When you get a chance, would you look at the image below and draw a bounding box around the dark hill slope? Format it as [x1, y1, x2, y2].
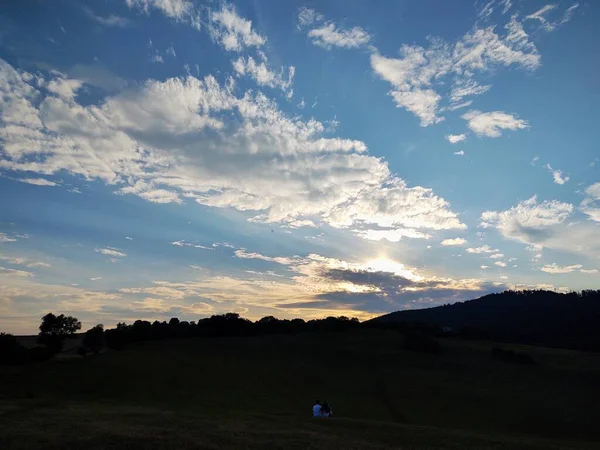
[371, 290, 600, 351]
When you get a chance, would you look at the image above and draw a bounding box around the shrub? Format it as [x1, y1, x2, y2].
[83, 324, 105, 353]
[0, 332, 29, 365]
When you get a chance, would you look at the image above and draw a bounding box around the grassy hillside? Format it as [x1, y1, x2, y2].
[1, 330, 599, 449]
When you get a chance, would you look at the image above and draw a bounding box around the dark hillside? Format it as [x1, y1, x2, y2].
[371, 290, 600, 351]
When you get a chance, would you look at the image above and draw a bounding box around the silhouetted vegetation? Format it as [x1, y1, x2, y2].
[105, 313, 360, 350]
[83, 324, 105, 353]
[38, 313, 81, 354]
[371, 289, 600, 351]
[0, 332, 29, 365]
[491, 347, 535, 365]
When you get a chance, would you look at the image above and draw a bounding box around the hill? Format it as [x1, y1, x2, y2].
[370, 290, 600, 351]
[0, 330, 599, 449]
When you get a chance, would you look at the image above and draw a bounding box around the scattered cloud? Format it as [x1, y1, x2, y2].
[580, 268, 598, 274]
[0, 266, 33, 277]
[82, 6, 130, 28]
[125, 236, 133, 240]
[480, 265, 489, 269]
[298, 8, 371, 50]
[18, 178, 58, 186]
[209, 4, 265, 51]
[95, 248, 127, 258]
[307, 23, 371, 50]
[441, 238, 466, 246]
[580, 182, 600, 222]
[89, 277, 102, 281]
[466, 245, 498, 254]
[454, 150, 465, 156]
[171, 240, 213, 250]
[232, 56, 295, 94]
[462, 110, 528, 137]
[0, 58, 466, 239]
[525, 3, 579, 32]
[531, 156, 539, 166]
[489, 253, 504, 259]
[446, 134, 467, 144]
[494, 261, 507, 267]
[0, 233, 18, 243]
[540, 263, 582, 274]
[151, 54, 164, 64]
[371, 15, 540, 126]
[125, 0, 200, 29]
[166, 46, 176, 57]
[545, 164, 569, 185]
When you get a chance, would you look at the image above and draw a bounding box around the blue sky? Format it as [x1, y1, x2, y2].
[1, 0, 599, 334]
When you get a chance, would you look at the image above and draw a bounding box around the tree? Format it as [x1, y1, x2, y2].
[0, 332, 28, 365]
[82, 324, 105, 353]
[38, 313, 81, 354]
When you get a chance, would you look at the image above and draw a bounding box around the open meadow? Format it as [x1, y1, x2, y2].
[1, 330, 599, 449]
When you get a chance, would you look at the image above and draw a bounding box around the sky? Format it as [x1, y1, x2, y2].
[0, 0, 599, 334]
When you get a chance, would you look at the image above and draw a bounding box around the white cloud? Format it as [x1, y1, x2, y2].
[446, 134, 467, 144]
[482, 196, 600, 259]
[480, 265, 489, 269]
[480, 196, 573, 237]
[466, 245, 498, 254]
[232, 56, 294, 94]
[540, 263, 582, 274]
[454, 150, 465, 156]
[462, 110, 528, 137]
[354, 228, 432, 242]
[525, 3, 578, 32]
[494, 261, 507, 267]
[297, 7, 323, 29]
[580, 182, 600, 222]
[0, 58, 465, 240]
[531, 156, 539, 166]
[18, 178, 58, 186]
[166, 46, 176, 57]
[151, 55, 164, 64]
[125, 236, 133, 240]
[171, 240, 213, 250]
[297, 8, 371, 50]
[95, 248, 127, 258]
[545, 164, 569, 185]
[0, 266, 33, 277]
[441, 238, 466, 246]
[0, 233, 18, 243]
[89, 277, 102, 281]
[307, 23, 371, 50]
[580, 268, 598, 274]
[371, 15, 540, 126]
[125, 0, 199, 28]
[82, 6, 130, 27]
[26, 261, 51, 268]
[489, 253, 504, 259]
[209, 4, 265, 51]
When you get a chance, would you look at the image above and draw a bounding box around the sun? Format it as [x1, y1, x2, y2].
[362, 257, 423, 282]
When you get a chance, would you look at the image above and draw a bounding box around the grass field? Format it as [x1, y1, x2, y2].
[1, 330, 599, 449]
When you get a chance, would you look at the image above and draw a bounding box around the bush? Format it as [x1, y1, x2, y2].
[28, 346, 55, 362]
[83, 324, 105, 353]
[77, 346, 88, 356]
[403, 331, 442, 354]
[0, 332, 29, 365]
[491, 347, 535, 365]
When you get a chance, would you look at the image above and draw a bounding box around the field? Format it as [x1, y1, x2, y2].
[1, 330, 599, 449]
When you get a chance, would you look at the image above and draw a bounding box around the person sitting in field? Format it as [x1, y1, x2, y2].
[320, 400, 332, 417]
[312, 400, 321, 417]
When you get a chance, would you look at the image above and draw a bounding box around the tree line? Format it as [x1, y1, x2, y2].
[0, 313, 362, 365]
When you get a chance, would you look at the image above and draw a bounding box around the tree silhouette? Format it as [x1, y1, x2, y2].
[83, 324, 105, 353]
[38, 313, 81, 354]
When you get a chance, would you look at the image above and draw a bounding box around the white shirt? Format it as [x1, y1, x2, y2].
[312, 404, 321, 417]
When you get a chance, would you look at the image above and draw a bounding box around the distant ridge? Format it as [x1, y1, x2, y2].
[370, 290, 600, 351]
